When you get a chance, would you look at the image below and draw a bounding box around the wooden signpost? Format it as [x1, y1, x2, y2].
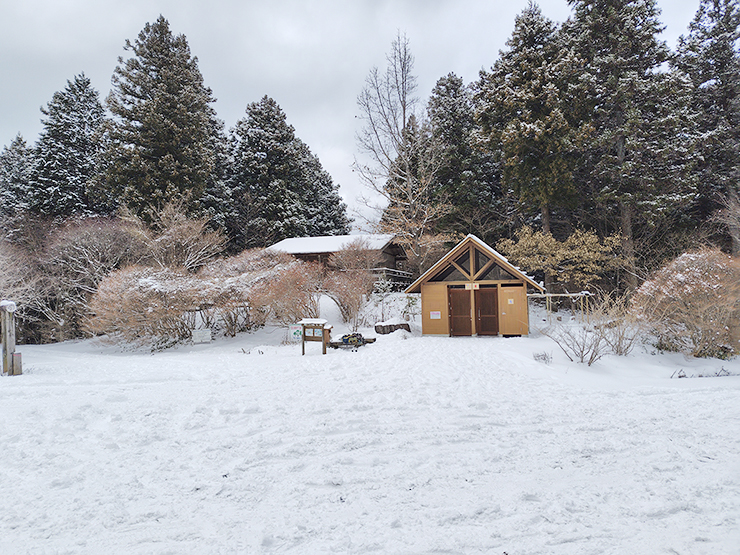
[1, 300, 21, 376]
[298, 318, 332, 355]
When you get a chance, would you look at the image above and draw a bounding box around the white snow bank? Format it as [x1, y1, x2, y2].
[0, 329, 738, 554]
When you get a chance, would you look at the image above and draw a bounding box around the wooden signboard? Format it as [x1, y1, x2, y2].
[298, 318, 332, 355]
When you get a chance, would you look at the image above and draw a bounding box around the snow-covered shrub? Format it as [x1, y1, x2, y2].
[0, 241, 43, 336]
[369, 278, 395, 322]
[498, 226, 622, 291]
[86, 266, 209, 348]
[201, 249, 322, 327]
[123, 202, 226, 272]
[43, 218, 148, 294]
[328, 237, 376, 270]
[22, 217, 148, 342]
[248, 262, 323, 325]
[87, 248, 326, 347]
[402, 294, 420, 321]
[713, 190, 740, 256]
[540, 292, 640, 364]
[591, 292, 642, 356]
[323, 269, 375, 331]
[541, 320, 608, 366]
[632, 248, 740, 358]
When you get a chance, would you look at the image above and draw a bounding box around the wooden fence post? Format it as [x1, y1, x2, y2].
[1, 300, 20, 376]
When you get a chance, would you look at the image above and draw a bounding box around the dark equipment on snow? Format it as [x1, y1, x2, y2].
[329, 333, 376, 351]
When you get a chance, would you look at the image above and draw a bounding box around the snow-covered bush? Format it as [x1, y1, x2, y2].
[0, 241, 43, 335]
[122, 202, 226, 273]
[591, 292, 642, 356]
[541, 320, 608, 366]
[541, 292, 642, 364]
[86, 266, 209, 348]
[15, 217, 148, 342]
[201, 249, 322, 328]
[497, 226, 622, 291]
[87, 248, 325, 347]
[632, 248, 740, 358]
[323, 270, 374, 331]
[328, 237, 376, 270]
[248, 262, 323, 325]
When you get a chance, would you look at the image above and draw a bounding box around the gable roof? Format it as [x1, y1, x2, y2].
[405, 234, 544, 293]
[268, 234, 396, 255]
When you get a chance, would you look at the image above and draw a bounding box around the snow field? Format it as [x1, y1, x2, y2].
[0, 325, 739, 554]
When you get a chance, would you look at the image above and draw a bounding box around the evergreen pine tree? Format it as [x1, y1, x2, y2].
[29, 73, 106, 218]
[675, 0, 740, 232]
[428, 73, 504, 242]
[104, 15, 219, 223]
[230, 96, 349, 249]
[476, 2, 584, 236]
[0, 134, 33, 216]
[566, 0, 697, 286]
[294, 140, 351, 237]
[198, 129, 241, 252]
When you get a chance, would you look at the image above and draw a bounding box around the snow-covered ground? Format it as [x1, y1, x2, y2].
[1, 302, 739, 554]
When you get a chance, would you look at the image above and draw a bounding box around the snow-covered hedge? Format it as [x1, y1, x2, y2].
[86, 249, 323, 348]
[632, 247, 740, 358]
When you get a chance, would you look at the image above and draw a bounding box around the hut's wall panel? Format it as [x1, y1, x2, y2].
[498, 285, 529, 335]
[421, 283, 449, 335]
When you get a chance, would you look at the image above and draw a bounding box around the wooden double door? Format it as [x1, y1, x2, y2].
[448, 287, 499, 336]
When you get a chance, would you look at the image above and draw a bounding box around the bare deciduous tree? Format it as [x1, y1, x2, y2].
[354, 33, 451, 275]
[713, 189, 740, 256]
[329, 238, 376, 271]
[121, 201, 226, 272]
[0, 242, 42, 317]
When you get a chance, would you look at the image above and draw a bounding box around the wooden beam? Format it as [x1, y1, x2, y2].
[449, 260, 471, 280]
[472, 258, 496, 281]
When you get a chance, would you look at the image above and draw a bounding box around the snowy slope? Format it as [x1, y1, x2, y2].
[1, 323, 739, 554]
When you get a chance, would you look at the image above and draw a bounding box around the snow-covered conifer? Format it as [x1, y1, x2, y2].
[0, 134, 33, 216]
[104, 15, 220, 223]
[675, 0, 740, 225]
[29, 73, 106, 218]
[294, 141, 351, 237]
[476, 3, 584, 236]
[428, 73, 502, 242]
[229, 96, 349, 249]
[565, 0, 697, 286]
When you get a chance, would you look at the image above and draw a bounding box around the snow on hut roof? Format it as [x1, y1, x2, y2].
[268, 234, 396, 255]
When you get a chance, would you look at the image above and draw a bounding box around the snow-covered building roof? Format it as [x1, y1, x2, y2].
[268, 234, 396, 255]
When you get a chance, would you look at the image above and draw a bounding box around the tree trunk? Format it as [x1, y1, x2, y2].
[541, 203, 551, 235]
[619, 200, 638, 289]
[540, 203, 555, 292]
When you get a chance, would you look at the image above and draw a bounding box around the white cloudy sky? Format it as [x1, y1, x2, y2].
[1, 0, 700, 227]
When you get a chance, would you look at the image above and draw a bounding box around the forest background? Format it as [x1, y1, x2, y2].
[1, 0, 740, 346]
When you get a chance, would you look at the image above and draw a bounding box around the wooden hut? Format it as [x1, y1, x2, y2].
[405, 234, 544, 336]
[269, 234, 410, 283]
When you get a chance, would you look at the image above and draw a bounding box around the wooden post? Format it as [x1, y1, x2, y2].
[1, 300, 20, 376]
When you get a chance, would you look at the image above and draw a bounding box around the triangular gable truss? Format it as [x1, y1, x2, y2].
[405, 234, 544, 293]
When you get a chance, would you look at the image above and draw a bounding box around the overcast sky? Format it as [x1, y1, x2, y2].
[1, 0, 701, 228]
